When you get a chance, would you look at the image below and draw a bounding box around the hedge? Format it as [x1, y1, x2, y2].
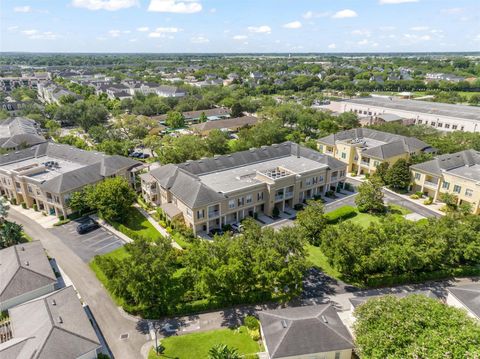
[325, 205, 357, 224]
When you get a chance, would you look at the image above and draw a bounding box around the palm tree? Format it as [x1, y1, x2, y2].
[208, 344, 240, 359]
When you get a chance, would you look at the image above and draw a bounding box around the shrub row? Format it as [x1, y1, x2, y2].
[325, 205, 357, 224]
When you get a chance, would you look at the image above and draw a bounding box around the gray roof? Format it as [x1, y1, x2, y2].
[411, 149, 480, 178]
[191, 116, 258, 132]
[339, 97, 480, 122]
[149, 142, 345, 208]
[0, 117, 45, 149]
[318, 128, 430, 160]
[349, 290, 438, 309]
[0, 142, 141, 193]
[0, 241, 56, 303]
[259, 304, 354, 358]
[447, 284, 480, 319]
[1, 286, 100, 359]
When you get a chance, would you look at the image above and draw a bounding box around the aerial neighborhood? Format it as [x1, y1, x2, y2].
[1, 1, 480, 357]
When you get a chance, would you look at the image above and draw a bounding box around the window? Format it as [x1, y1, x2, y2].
[453, 185, 461, 194]
[452, 124, 458, 130]
[312, 176, 318, 184]
[414, 173, 421, 180]
[461, 126, 464, 131]
[318, 175, 324, 182]
[373, 161, 380, 167]
[417, 120, 423, 124]
[340, 171, 345, 177]
[186, 208, 192, 217]
[445, 124, 450, 129]
[246, 194, 253, 204]
[430, 121, 436, 126]
[238, 197, 244, 206]
[306, 178, 312, 186]
[341, 152, 346, 159]
[197, 209, 205, 219]
[335, 353, 341, 359]
[257, 192, 264, 201]
[318, 145, 323, 152]
[437, 123, 443, 128]
[442, 181, 450, 190]
[228, 199, 235, 209]
[465, 189, 473, 197]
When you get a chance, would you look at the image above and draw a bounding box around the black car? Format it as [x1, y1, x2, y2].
[138, 153, 150, 159]
[76, 219, 99, 234]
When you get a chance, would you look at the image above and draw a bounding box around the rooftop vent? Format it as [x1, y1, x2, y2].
[281, 320, 288, 328]
[321, 315, 328, 324]
[21, 246, 25, 251]
[58, 316, 63, 324]
[52, 299, 56, 306]
[25, 261, 29, 266]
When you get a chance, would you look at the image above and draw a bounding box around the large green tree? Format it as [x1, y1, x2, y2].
[354, 295, 480, 358]
[385, 159, 411, 190]
[295, 200, 327, 245]
[355, 178, 385, 213]
[165, 111, 185, 129]
[0, 221, 24, 249]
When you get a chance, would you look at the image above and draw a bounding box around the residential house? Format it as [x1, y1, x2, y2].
[317, 128, 430, 175]
[141, 142, 346, 235]
[190, 116, 258, 136]
[0, 286, 101, 359]
[0, 117, 45, 151]
[0, 241, 56, 311]
[0, 142, 141, 218]
[259, 304, 354, 359]
[410, 150, 480, 214]
[37, 82, 80, 105]
[446, 284, 480, 320]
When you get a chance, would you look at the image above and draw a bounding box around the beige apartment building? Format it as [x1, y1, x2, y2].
[317, 128, 430, 175]
[0, 142, 141, 218]
[411, 150, 480, 214]
[141, 142, 346, 235]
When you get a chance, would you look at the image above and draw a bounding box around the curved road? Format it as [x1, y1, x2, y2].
[8, 208, 148, 359]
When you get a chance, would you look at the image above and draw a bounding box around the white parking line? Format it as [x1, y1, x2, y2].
[94, 240, 122, 252]
[86, 236, 115, 248]
[79, 232, 106, 242]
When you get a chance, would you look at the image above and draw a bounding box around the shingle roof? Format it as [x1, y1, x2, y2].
[2, 286, 101, 359]
[411, 149, 480, 177]
[191, 116, 258, 132]
[447, 284, 480, 319]
[259, 304, 354, 358]
[0, 242, 56, 303]
[0, 117, 45, 149]
[318, 128, 430, 160]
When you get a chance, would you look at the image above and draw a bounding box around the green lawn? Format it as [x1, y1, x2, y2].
[148, 326, 260, 359]
[111, 207, 162, 240]
[306, 245, 342, 280]
[345, 204, 411, 228]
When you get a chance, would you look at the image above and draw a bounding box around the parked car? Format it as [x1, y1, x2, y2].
[209, 228, 224, 236]
[231, 223, 244, 233]
[138, 153, 150, 159]
[129, 152, 141, 158]
[76, 219, 99, 234]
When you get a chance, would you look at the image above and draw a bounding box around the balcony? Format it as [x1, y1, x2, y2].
[208, 210, 220, 219]
[360, 160, 371, 166]
[285, 191, 294, 199]
[275, 194, 284, 201]
[424, 180, 439, 189]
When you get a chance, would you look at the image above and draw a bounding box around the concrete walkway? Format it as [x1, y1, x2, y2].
[7, 204, 58, 228]
[91, 214, 133, 244]
[133, 204, 183, 250]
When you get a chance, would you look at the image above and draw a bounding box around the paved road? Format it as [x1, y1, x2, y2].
[8, 208, 148, 359]
[51, 218, 124, 262]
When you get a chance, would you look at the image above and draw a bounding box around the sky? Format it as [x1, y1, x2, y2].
[1, 0, 479, 53]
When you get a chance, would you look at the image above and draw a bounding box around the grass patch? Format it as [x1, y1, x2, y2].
[111, 207, 162, 240]
[21, 231, 33, 242]
[342, 205, 411, 228]
[307, 245, 342, 280]
[148, 326, 260, 359]
[89, 247, 128, 307]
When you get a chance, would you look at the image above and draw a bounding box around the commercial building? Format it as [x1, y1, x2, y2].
[0, 117, 46, 151]
[141, 142, 346, 235]
[410, 149, 480, 214]
[0, 142, 141, 218]
[0, 241, 56, 311]
[0, 286, 101, 359]
[317, 128, 430, 175]
[259, 304, 354, 359]
[322, 97, 480, 133]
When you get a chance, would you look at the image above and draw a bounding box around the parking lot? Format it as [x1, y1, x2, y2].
[49, 218, 125, 263]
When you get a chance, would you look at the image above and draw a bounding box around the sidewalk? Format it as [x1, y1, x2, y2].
[134, 204, 183, 250]
[91, 214, 133, 244]
[8, 204, 58, 228]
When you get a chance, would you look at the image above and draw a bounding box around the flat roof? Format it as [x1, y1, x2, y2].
[341, 97, 480, 122]
[199, 155, 327, 193]
[2, 155, 86, 182]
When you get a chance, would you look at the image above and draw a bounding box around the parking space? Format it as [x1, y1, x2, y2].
[49, 218, 125, 263]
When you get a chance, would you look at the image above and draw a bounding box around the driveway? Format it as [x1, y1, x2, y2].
[7, 208, 148, 359]
[50, 218, 125, 262]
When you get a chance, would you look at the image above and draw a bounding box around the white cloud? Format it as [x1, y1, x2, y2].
[148, 0, 202, 13]
[379, 0, 418, 4]
[328, 43, 336, 49]
[233, 35, 248, 40]
[332, 9, 358, 19]
[209, 7, 216, 13]
[351, 29, 371, 37]
[137, 27, 149, 32]
[403, 33, 431, 41]
[21, 29, 38, 36]
[71, 0, 138, 11]
[441, 8, 464, 15]
[247, 25, 271, 34]
[410, 26, 429, 31]
[191, 35, 209, 43]
[379, 26, 396, 31]
[357, 39, 379, 47]
[108, 29, 122, 37]
[21, 29, 58, 40]
[8, 26, 19, 31]
[14, 6, 32, 13]
[303, 11, 331, 19]
[129, 38, 137, 42]
[148, 27, 181, 38]
[283, 21, 302, 29]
